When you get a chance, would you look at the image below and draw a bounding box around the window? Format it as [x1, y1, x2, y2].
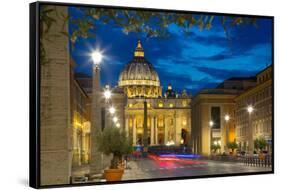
[211, 107, 221, 129]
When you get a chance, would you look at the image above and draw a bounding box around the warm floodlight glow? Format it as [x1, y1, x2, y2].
[116, 123, 120, 128]
[91, 51, 103, 65]
[247, 105, 254, 114]
[109, 106, 116, 114]
[166, 140, 175, 146]
[113, 116, 118, 123]
[209, 121, 214, 127]
[103, 89, 112, 100]
[225, 115, 230, 121]
[180, 139, 184, 144]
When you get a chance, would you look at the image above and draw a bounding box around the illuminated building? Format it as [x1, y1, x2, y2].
[191, 77, 256, 155]
[75, 40, 192, 148]
[118, 40, 192, 146]
[70, 59, 92, 167]
[235, 66, 272, 153]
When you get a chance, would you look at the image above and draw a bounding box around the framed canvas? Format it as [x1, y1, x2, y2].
[30, 1, 274, 188]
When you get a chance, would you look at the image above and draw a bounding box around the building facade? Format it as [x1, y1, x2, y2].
[70, 59, 91, 167]
[235, 66, 272, 153]
[191, 78, 256, 155]
[116, 41, 192, 146]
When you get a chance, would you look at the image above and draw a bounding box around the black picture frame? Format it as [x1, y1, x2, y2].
[30, 1, 274, 188]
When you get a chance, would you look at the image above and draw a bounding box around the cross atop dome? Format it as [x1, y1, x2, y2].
[134, 40, 144, 57]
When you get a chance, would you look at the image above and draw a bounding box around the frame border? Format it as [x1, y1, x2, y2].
[29, 1, 274, 189]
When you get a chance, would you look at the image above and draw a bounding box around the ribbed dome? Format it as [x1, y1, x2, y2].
[118, 57, 160, 85]
[118, 40, 162, 98]
[118, 40, 160, 87]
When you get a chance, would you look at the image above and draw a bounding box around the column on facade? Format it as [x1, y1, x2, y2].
[173, 113, 177, 144]
[77, 129, 82, 166]
[125, 116, 129, 137]
[133, 115, 137, 145]
[72, 128, 78, 166]
[81, 131, 86, 164]
[155, 116, 158, 145]
[150, 116, 155, 145]
[164, 116, 168, 144]
[193, 138, 197, 154]
[225, 120, 230, 154]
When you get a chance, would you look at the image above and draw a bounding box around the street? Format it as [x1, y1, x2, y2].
[122, 156, 272, 180]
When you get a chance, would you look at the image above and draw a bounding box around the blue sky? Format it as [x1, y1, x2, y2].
[69, 7, 272, 95]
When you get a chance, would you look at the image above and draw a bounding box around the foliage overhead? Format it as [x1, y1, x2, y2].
[40, 5, 259, 64]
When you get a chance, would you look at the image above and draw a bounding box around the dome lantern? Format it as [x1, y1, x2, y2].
[134, 40, 144, 57]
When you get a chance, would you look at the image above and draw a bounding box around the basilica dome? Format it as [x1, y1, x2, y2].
[118, 40, 162, 98]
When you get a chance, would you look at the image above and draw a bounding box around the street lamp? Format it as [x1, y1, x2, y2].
[224, 114, 230, 154]
[209, 120, 214, 155]
[113, 116, 118, 123]
[209, 120, 214, 127]
[103, 89, 112, 100]
[247, 105, 253, 114]
[90, 49, 104, 175]
[247, 105, 254, 156]
[224, 114, 230, 122]
[91, 50, 103, 65]
[109, 106, 116, 114]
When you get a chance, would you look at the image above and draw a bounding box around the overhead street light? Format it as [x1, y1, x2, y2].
[109, 106, 116, 114]
[91, 50, 103, 65]
[224, 114, 230, 122]
[103, 89, 112, 100]
[247, 105, 254, 114]
[113, 116, 118, 123]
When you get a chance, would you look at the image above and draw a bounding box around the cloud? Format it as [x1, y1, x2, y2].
[69, 8, 273, 95]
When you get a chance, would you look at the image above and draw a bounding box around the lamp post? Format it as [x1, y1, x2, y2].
[247, 105, 254, 157]
[90, 50, 103, 176]
[209, 120, 214, 154]
[224, 114, 230, 154]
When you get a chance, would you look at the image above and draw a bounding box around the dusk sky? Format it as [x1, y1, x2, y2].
[69, 7, 272, 95]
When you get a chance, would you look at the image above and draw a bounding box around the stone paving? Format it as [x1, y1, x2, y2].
[122, 158, 272, 181]
[70, 157, 272, 182]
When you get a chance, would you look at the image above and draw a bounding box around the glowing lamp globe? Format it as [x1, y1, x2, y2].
[225, 115, 230, 121]
[91, 51, 103, 65]
[247, 106, 253, 113]
[109, 106, 116, 114]
[103, 89, 112, 100]
[113, 116, 118, 123]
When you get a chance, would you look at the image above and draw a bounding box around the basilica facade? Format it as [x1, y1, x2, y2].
[117, 40, 192, 146]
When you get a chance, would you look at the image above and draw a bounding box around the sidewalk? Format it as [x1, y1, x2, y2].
[122, 160, 152, 180]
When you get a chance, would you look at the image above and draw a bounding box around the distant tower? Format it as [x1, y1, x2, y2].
[165, 84, 176, 98]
